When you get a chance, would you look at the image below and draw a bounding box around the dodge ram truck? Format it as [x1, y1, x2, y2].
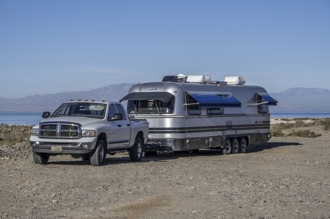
[30, 100, 149, 166]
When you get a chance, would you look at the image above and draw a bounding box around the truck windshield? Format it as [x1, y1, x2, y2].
[51, 102, 106, 118]
[127, 98, 174, 115]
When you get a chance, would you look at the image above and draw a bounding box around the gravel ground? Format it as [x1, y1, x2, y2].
[0, 136, 329, 219]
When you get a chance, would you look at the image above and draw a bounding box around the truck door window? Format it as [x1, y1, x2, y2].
[108, 104, 118, 118]
[115, 104, 127, 120]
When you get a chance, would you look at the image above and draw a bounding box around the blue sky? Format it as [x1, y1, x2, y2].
[1, 0, 329, 98]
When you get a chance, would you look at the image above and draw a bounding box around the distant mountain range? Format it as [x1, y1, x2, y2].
[0, 84, 329, 112]
[269, 87, 330, 112]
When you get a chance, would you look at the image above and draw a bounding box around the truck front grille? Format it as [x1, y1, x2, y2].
[39, 122, 81, 139]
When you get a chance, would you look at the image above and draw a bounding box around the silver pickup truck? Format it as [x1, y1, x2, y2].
[30, 100, 149, 166]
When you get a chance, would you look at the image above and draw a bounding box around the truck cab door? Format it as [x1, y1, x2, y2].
[107, 104, 122, 149]
[115, 104, 131, 148]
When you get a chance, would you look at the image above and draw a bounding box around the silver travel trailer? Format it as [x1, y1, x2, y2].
[120, 74, 277, 155]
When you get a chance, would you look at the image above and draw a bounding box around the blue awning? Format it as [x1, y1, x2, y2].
[188, 92, 241, 108]
[257, 93, 278, 106]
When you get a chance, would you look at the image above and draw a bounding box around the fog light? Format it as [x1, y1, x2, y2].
[82, 144, 89, 149]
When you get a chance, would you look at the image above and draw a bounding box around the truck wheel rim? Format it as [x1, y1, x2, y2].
[137, 142, 142, 158]
[99, 146, 104, 162]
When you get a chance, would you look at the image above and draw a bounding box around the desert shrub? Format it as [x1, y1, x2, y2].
[320, 118, 330, 131]
[286, 129, 322, 138]
[271, 128, 285, 137]
[0, 124, 32, 147]
[276, 122, 295, 129]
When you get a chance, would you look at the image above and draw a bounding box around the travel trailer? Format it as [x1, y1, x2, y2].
[120, 74, 277, 155]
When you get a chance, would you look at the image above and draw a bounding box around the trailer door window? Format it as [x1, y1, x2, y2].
[127, 98, 174, 115]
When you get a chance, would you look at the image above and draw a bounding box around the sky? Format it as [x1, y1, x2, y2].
[0, 0, 329, 99]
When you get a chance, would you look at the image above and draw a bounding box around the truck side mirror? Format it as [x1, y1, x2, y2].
[42, 112, 51, 118]
[109, 113, 122, 121]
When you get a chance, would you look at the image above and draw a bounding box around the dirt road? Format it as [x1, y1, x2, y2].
[0, 136, 329, 219]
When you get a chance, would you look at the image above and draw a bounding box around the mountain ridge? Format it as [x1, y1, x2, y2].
[1, 84, 329, 112]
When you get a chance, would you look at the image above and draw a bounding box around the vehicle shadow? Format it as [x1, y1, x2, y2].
[46, 141, 302, 165]
[247, 141, 302, 153]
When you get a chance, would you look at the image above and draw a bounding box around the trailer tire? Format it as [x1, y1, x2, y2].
[90, 140, 106, 166]
[129, 138, 144, 162]
[239, 137, 247, 153]
[222, 138, 232, 155]
[232, 138, 239, 154]
[33, 152, 49, 164]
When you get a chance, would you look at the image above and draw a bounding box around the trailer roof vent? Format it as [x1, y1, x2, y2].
[186, 75, 211, 84]
[162, 75, 178, 82]
[224, 76, 246, 85]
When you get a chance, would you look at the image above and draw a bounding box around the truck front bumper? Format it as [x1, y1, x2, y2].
[30, 136, 97, 155]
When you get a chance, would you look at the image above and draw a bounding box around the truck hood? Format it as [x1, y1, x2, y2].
[36, 116, 106, 127]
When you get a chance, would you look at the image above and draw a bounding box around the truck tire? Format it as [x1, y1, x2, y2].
[33, 152, 49, 164]
[239, 137, 247, 153]
[71, 154, 81, 159]
[82, 155, 90, 161]
[90, 140, 106, 166]
[129, 138, 144, 162]
[222, 138, 232, 155]
[145, 151, 157, 156]
[232, 138, 239, 154]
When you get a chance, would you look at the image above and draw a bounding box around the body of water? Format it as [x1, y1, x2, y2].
[1, 112, 330, 126]
[0, 112, 43, 126]
[271, 112, 330, 119]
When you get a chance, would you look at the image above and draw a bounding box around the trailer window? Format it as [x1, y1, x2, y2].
[256, 95, 269, 114]
[186, 94, 201, 115]
[207, 108, 224, 115]
[258, 105, 268, 114]
[127, 98, 174, 115]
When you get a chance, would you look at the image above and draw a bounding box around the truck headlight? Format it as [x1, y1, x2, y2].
[31, 128, 39, 136]
[82, 130, 96, 137]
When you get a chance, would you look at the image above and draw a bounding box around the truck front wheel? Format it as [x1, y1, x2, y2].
[129, 138, 144, 162]
[90, 140, 106, 166]
[33, 152, 49, 164]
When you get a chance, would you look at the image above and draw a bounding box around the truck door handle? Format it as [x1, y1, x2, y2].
[127, 124, 130, 127]
[118, 124, 122, 127]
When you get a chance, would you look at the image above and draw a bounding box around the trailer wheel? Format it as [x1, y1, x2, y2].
[222, 138, 232, 155]
[232, 138, 239, 154]
[239, 137, 247, 153]
[90, 140, 106, 166]
[129, 138, 144, 162]
[33, 152, 49, 164]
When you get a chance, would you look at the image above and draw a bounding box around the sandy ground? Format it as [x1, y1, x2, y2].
[0, 133, 329, 219]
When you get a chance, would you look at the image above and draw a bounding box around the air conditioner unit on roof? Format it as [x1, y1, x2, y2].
[186, 75, 211, 84]
[224, 76, 246, 85]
